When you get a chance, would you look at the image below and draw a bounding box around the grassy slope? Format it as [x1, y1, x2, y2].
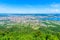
[0, 21, 60, 40]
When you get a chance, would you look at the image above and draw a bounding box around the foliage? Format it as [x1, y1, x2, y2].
[0, 21, 60, 40]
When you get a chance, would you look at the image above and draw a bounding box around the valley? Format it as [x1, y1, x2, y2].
[0, 14, 60, 40]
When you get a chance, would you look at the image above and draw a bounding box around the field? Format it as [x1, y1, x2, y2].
[0, 14, 60, 40]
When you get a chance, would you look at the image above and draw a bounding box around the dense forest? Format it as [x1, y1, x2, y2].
[0, 21, 60, 40]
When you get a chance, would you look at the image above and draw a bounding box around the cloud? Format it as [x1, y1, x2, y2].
[49, 4, 60, 13]
[0, 4, 60, 13]
[50, 4, 60, 8]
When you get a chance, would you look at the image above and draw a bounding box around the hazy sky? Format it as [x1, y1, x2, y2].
[0, 0, 60, 13]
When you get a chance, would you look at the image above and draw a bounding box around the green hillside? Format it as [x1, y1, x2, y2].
[0, 21, 60, 40]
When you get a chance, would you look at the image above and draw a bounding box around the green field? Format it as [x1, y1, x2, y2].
[0, 21, 60, 40]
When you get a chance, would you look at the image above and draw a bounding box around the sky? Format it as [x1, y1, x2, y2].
[0, 0, 60, 13]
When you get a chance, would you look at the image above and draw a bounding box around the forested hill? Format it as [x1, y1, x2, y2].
[0, 14, 60, 40]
